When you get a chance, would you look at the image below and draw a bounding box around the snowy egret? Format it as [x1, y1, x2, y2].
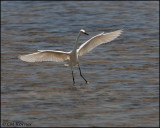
[19, 29, 123, 85]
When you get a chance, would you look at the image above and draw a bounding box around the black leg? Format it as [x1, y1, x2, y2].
[70, 62, 75, 86]
[71, 70, 75, 85]
[78, 62, 89, 84]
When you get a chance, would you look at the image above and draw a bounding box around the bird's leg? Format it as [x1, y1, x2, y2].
[77, 61, 89, 84]
[71, 70, 75, 85]
[70, 62, 75, 86]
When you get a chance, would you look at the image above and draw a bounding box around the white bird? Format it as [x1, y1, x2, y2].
[19, 29, 123, 85]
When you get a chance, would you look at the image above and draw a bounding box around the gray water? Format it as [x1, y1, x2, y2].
[1, 1, 159, 127]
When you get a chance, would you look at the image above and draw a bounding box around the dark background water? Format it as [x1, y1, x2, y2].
[1, 1, 159, 127]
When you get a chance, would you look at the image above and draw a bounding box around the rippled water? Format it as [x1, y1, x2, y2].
[1, 1, 159, 127]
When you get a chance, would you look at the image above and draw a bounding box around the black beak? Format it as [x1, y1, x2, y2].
[84, 32, 89, 35]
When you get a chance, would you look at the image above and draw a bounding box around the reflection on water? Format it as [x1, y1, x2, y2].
[1, 1, 159, 127]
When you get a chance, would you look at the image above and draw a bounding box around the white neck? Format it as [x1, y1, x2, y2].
[73, 32, 81, 51]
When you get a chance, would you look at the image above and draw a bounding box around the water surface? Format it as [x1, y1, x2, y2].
[1, 1, 159, 127]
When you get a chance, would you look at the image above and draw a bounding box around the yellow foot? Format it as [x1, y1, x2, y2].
[86, 81, 89, 84]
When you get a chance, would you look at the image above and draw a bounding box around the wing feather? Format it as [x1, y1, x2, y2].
[19, 50, 70, 62]
[78, 30, 123, 56]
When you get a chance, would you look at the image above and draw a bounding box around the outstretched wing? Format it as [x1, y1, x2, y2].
[78, 29, 123, 56]
[19, 50, 70, 62]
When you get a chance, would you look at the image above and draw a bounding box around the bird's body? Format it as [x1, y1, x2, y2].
[19, 29, 123, 85]
[69, 49, 78, 66]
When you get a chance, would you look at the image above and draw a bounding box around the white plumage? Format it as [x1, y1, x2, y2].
[78, 30, 122, 56]
[19, 29, 123, 85]
[19, 50, 70, 62]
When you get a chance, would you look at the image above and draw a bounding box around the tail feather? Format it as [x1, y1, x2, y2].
[64, 63, 69, 66]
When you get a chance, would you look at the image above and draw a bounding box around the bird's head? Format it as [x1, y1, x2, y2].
[80, 29, 89, 35]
